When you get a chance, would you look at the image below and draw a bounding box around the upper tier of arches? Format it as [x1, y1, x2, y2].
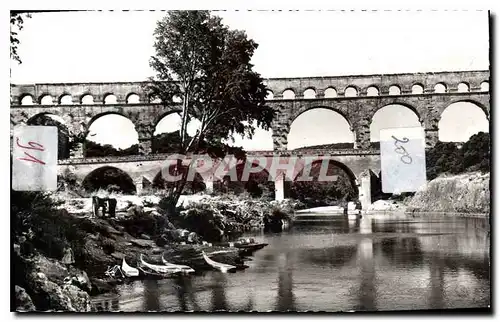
[11, 70, 490, 106]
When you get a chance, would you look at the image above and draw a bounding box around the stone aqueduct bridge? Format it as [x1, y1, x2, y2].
[10, 70, 490, 208]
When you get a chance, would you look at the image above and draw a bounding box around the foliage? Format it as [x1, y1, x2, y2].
[11, 190, 86, 261]
[145, 10, 275, 201]
[426, 132, 490, 180]
[461, 131, 490, 173]
[152, 131, 183, 154]
[84, 139, 138, 157]
[10, 11, 31, 64]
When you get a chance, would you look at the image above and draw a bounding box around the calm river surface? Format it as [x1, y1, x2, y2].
[111, 213, 490, 312]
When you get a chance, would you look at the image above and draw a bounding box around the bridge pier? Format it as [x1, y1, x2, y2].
[135, 178, 144, 195]
[359, 170, 372, 211]
[205, 180, 214, 194]
[138, 139, 152, 155]
[275, 176, 285, 201]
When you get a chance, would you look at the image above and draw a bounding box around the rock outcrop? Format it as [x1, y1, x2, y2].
[406, 172, 490, 214]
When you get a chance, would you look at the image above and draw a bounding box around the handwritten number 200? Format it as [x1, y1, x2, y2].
[391, 135, 412, 164]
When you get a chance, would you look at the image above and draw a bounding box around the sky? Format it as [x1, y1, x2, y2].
[10, 10, 490, 150]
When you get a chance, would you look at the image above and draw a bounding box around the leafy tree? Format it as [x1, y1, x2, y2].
[425, 132, 490, 180]
[10, 11, 31, 64]
[145, 11, 275, 203]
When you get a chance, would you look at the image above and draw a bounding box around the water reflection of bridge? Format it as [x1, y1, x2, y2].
[111, 215, 489, 312]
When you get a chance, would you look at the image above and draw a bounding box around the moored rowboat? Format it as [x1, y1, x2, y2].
[139, 254, 181, 275]
[161, 256, 195, 274]
[201, 251, 236, 273]
[121, 258, 139, 277]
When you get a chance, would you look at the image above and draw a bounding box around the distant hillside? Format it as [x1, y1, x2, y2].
[294, 142, 380, 150]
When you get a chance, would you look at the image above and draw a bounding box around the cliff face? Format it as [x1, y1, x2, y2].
[406, 172, 490, 214]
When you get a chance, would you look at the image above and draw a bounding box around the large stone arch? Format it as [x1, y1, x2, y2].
[368, 102, 423, 145]
[290, 105, 354, 131]
[153, 110, 183, 130]
[293, 158, 358, 187]
[370, 101, 423, 124]
[86, 111, 134, 131]
[289, 158, 360, 207]
[81, 165, 137, 194]
[280, 105, 355, 151]
[439, 98, 490, 121]
[437, 100, 490, 142]
[83, 112, 140, 157]
[26, 112, 71, 159]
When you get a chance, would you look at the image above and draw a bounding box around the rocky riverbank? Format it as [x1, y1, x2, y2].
[13, 192, 303, 312]
[406, 171, 490, 215]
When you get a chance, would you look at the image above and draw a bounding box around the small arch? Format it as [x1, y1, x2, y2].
[324, 87, 337, 98]
[266, 90, 274, 100]
[457, 82, 470, 93]
[434, 83, 447, 93]
[303, 88, 316, 99]
[411, 84, 424, 94]
[282, 89, 295, 99]
[366, 86, 379, 96]
[344, 86, 358, 97]
[81, 94, 94, 105]
[59, 94, 73, 105]
[480, 81, 489, 92]
[20, 94, 34, 105]
[126, 93, 140, 104]
[103, 93, 117, 104]
[388, 85, 401, 95]
[39, 94, 54, 105]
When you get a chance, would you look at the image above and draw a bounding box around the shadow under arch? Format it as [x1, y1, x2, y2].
[293, 158, 359, 192]
[152, 166, 206, 194]
[289, 158, 359, 207]
[214, 161, 275, 198]
[82, 166, 137, 195]
[26, 112, 71, 159]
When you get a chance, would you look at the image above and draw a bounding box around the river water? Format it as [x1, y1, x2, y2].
[109, 213, 490, 312]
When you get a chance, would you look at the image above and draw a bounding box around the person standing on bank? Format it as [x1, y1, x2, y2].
[61, 243, 75, 270]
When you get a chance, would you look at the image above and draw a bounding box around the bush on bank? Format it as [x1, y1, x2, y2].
[426, 132, 490, 180]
